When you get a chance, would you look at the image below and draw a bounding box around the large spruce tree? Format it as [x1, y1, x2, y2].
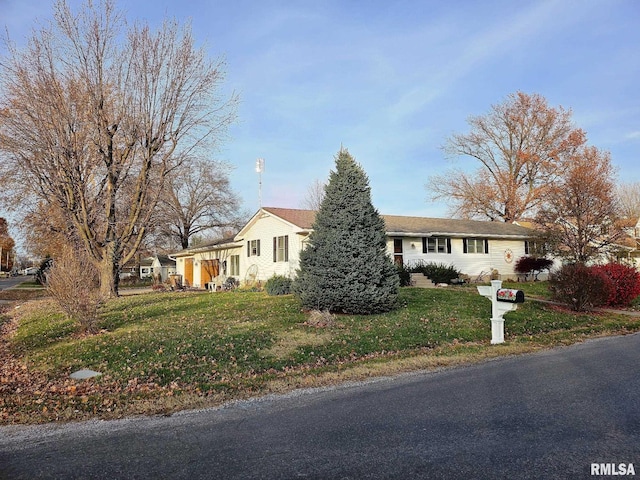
[294, 148, 399, 314]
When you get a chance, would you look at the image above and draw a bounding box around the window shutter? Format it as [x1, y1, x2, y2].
[422, 238, 428, 254]
[524, 241, 529, 255]
[484, 239, 489, 254]
[463, 239, 468, 254]
[273, 237, 277, 262]
[446, 238, 451, 254]
[285, 235, 289, 262]
[247, 241, 250, 257]
[257, 239, 261, 256]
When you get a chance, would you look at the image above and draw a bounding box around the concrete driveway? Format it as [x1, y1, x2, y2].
[1, 333, 639, 479]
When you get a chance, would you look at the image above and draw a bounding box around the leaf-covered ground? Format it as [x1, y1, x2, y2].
[2, 287, 639, 424]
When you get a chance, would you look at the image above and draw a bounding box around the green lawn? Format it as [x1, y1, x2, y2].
[2, 286, 639, 424]
[501, 280, 553, 299]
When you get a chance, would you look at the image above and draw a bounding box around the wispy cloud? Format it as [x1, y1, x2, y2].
[4, 0, 639, 216]
[389, 0, 580, 122]
[625, 131, 640, 140]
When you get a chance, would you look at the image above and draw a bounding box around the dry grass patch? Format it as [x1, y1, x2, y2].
[260, 341, 549, 396]
[0, 289, 49, 302]
[263, 329, 334, 359]
[304, 309, 338, 328]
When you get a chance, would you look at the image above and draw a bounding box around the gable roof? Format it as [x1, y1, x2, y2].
[235, 207, 316, 239]
[155, 254, 176, 266]
[262, 207, 316, 229]
[139, 257, 154, 267]
[261, 207, 533, 239]
[140, 255, 176, 266]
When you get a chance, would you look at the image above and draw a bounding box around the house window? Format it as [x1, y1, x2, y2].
[464, 238, 488, 254]
[273, 235, 289, 262]
[422, 237, 451, 254]
[525, 240, 546, 256]
[247, 239, 261, 257]
[230, 255, 240, 276]
[393, 238, 403, 266]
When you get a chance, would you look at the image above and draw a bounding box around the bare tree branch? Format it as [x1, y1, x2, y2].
[301, 178, 326, 211]
[428, 92, 577, 222]
[153, 158, 247, 249]
[0, 0, 238, 296]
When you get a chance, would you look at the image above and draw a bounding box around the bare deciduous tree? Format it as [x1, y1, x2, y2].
[616, 181, 640, 220]
[301, 178, 326, 211]
[155, 159, 247, 249]
[0, 0, 238, 297]
[427, 92, 578, 222]
[46, 244, 102, 334]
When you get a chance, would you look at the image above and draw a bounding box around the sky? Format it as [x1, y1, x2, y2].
[2, 0, 639, 220]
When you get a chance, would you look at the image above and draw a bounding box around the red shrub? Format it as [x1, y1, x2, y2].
[515, 256, 554, 280]
[548, 263, 613, 311]
[591, 263, 640, 307]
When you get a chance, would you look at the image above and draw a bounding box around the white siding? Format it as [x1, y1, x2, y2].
[487, 239, 528, 279]
[174, 247, 242, 288]
[151, 258, 176, 282]
[387, 236, 529, 280]
[173, 210, 538, 288]
[387, 237, 425, 266]
[196, 247, 242, 287]
[174, 257, 186, 282]
[239, 215, 304, 283]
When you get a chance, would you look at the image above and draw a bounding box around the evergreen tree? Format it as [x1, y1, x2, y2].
[294, 148, 399, 314]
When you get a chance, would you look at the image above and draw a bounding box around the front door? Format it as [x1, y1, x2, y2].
[393, 238, 403, 266]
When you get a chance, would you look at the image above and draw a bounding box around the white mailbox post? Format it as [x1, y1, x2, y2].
[477, 280, 525, 344]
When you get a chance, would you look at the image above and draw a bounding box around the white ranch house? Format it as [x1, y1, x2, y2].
[170, 207, 538, 289]
[139, 255, 177, 282]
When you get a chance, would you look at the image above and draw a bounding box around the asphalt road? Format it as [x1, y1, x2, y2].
[1, 333, 639, 479]
[0, 276, 28, 292]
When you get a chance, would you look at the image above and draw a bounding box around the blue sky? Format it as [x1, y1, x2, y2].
[2, 0, 640, 218]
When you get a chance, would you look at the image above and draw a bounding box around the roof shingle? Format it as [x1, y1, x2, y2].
[262, 207, 532, 238]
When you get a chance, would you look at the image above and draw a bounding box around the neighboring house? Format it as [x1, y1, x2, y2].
[518, 216, 639, 268]
[139, 257, 154, 278]
[119, 260, 139, 279]
[170, 207, 537, 287]
[618, 217, 640, 267]
[119, 254, 177, 281]
[139, 255, 177, 282]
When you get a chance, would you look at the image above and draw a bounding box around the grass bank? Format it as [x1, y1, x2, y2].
[2, 285, 639, 424]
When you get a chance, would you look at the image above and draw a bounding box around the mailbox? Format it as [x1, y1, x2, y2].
[477, 280, 525, 344]
[496, 288, 525, 304]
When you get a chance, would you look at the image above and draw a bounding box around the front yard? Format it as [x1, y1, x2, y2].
[2, 285, 639, 424]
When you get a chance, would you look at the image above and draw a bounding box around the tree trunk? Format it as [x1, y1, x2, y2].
[99, 243, 119, 298]
[181, 229, 190, 250]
